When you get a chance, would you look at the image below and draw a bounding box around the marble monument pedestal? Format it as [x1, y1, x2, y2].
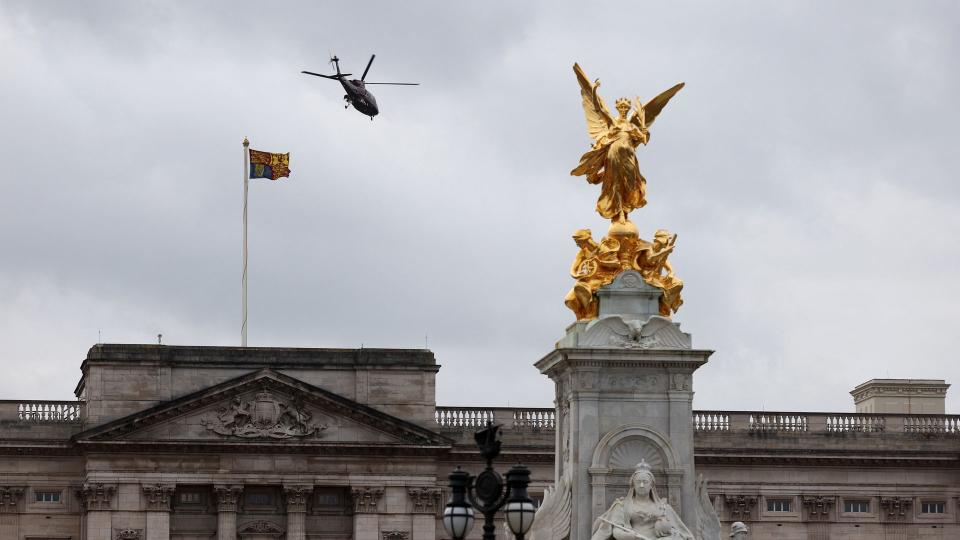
[536, 271, 712, 540]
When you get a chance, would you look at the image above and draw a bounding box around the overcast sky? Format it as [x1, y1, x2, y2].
[2, 1, 958, 412]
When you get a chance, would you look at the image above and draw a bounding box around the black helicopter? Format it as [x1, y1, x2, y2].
[301, 55, 418, 119]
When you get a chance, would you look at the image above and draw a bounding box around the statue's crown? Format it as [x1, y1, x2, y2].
[615, 97, 631, 108]
[635, 460, 652, 475]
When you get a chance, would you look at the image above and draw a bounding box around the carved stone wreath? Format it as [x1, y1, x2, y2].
[201, 390, 327, 439]
[115, 529, 142, 540]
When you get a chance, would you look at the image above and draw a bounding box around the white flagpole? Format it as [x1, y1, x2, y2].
[242, 137, 249, 347]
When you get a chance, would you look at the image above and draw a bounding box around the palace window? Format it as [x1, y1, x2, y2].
[35, 491, 61, 503]
[174, 487, 210, 513]
[179, 492, 202, 504]
[247, 493, 274, 505]
[766, 499, 791, 512]
[922, 502, 945, 514]
[844, 500, 870, 513]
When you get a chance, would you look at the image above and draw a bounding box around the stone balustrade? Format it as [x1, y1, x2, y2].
[435, 407, 960, 436]
[0, 400, 84, 423]
[434, 406, 555, 431]
[693, 410, 960, 435]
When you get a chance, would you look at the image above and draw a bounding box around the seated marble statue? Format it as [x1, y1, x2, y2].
[591, 461, 693, 540]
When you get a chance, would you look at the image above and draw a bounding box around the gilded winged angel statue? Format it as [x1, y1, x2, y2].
[571, 63, 684, 223]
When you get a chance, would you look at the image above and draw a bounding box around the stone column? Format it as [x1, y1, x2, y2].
[408, 487, 441, 540]
[351, 487, 383, 540]
[283, 485, 312, 540]
[142, 484, 175, 540]
[214, 485, 243, 540]
[77, 483, 117, 540]
[539, 271, 711, 540]
[0, 487, 24, 540]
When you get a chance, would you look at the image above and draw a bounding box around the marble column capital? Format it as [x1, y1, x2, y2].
[283, 485, 313, 513]
[76, 483, 116, 512]
[351, 487, 384, 514]
[213, 485, 243, 512]
[141, 484, 175, 512]
[0, 486, 25, 513]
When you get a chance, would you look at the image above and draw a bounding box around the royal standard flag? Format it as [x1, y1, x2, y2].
[249, 149, 291, 180]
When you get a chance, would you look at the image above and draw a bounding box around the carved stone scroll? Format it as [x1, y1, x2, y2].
[115, 529, 142, 540]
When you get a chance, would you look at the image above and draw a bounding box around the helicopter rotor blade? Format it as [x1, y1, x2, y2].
[363, 82, 420, 86]
[361, 54, 376, 82]
[302, 70, 352, 79]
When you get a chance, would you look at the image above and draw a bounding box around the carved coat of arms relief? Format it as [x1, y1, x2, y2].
[201, 390, 327, 439]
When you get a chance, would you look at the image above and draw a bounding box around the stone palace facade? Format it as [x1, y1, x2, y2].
[1, 344, 957, 540]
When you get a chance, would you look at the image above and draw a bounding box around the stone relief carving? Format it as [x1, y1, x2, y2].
[608, 438, 665, 470]
[77, 483, 116, 511]
[283, 485, 312, 512]
[579, 315, 691, 349]
[0, 486, 24, 512]
[880, 497, 912, 519]
[141, 484, 175, 512]
[724, 495, 757, 520]
[602, 374, 660, 391]
[238, 520, 284, 534]
[802, 495, 835, 520]
[201, 391, 327, 439]
[351, 487, 384, 513]
[115, 529, 142, 540]
[407, 487, 442, 514]
[382, 531, 409, 540]
[670, 373, 690, 391]
[214, 485, 243, 512]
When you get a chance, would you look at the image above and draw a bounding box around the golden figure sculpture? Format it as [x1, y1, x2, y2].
[636, 230, 684, 316]
[564, 63, 686, 322]
[571, 63, 684, 223]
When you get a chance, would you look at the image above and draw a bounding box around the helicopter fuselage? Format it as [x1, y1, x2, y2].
[338, 78, 378, 117]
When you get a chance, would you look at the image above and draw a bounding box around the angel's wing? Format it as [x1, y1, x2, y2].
[695, 475, 722, 540]
[527, 468, 573, 540]
[641, 82, 685, 129]
[573, 63, 614, 141]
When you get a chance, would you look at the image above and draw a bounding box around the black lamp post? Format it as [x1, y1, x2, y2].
[443, 423, 536, 540]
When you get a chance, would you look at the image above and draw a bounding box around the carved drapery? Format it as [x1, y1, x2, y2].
[880, 497, 912, 520]
[283, 485, 312, 513]
[724, 495, 757, 520]
[116, 529, 142, 540]
[214, 485, 243, 512]
[0, 486, 24, 512]
[351, 487, 384, 513]
[407, 487, 442, 514]
[142, 484, 175, 512]
[802, 496, 835, 520]
[77, 483, 116, 511]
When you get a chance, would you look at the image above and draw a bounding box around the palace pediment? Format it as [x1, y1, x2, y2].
[72, 368, 452, 451]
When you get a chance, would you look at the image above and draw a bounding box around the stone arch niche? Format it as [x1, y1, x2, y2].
[589, 424, 685, 519]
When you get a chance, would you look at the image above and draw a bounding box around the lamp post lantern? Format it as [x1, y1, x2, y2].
[444, 423, 536, 540]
